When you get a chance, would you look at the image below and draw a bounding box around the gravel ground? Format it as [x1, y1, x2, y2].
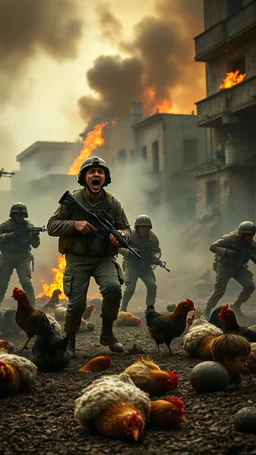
[1, 307, 256, 455]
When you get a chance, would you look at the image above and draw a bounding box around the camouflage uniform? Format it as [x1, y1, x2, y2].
[47, 189, 131, 333]
[0, 218, 40, 306]
[205, 226, 256, 318]
[120, 227, 161, 311]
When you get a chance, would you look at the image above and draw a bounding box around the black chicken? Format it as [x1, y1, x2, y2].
[209, 306, 224, 330]
[31, 314, 70, 371]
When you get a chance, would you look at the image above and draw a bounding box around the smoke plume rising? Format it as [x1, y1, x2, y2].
[79, 0, 205, 128]
[0, 0, 84, 105]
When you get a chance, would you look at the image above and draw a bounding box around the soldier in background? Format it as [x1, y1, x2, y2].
[0, 203, 40, 306]
[120, 215, 161, 312]
[47, 156, 131, 357]
[204, 221, 256, 319]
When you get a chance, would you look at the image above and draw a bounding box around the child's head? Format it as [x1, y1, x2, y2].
[211, 334, 251, 374]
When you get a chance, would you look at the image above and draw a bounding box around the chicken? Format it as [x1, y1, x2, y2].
[53, 305, 66, 321]
[0, 339, 15, 353]
[31, 314, 70, 371]
[43, 289, 62, 310]
[183, 308, 223, 359]
[44, 308, 62, 336]
[247, 343, 256, 374]
[114, 311, 142, 327]
[209, 306, 224, 329]
[82, 304, 95, 320]
[145, 299, 195, 355]
[80, 355, 112, 373]
[0, 353, 37, 395]
[123, 355, 178, 396]
[12, 287, 46, 350]
[149, 396, 185, 429]
[87, 297, 102, 313]
[218, 305, 256, 342]
[79, 318, 95, 333]
[74, 373, 151, 441]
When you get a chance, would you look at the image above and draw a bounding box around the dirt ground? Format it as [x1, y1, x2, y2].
[1, 301, 256, 455]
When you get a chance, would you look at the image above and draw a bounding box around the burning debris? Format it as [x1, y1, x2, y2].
[219, 70, 246, 90]
[37, 255, 67, 300]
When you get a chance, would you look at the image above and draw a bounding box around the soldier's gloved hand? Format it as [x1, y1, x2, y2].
[225, 249, 238, 259]
[5, 232, 19, 241]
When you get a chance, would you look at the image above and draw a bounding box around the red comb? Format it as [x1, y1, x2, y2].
[186, 299, 194, 305]
[0, 361, 7, 367]
[166, 395, 184, 411]
[130, 411, 140, 423]
[167, 370, 178, 389]
[218, 305, 229, 319]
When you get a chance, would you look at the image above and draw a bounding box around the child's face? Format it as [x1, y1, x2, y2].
[224, 355, 249, 374]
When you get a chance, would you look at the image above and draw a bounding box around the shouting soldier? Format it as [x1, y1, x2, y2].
[204, 221, 256, 319]
[0, 203, 40, 306]
[120, 215, 161, 312]
[47, 156, 132, 356]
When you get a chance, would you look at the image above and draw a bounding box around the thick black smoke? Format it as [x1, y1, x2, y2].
[79, 0, 204, 127]
[0, 0, 84, 104]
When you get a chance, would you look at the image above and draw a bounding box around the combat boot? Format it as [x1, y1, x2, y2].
[100, 319, 124, 353]
[67, 333, 76, 358]
[230, 304, 245, 318]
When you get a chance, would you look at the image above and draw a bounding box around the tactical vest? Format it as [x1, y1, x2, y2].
[58, 189, 120, 257]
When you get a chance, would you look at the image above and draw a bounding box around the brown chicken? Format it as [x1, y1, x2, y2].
[150, 396, 185, 429]
[82, 304, 95, 320]
[218, 305, 256, 342]
[43, 289, 62, 310]
[12, 287, 46, 350]
[74, 373, 151, 441]
[0, 353, 37, 395]
[80, 355, 112, 373]
[0, 339, 15, 353]
[145, 299, 195, 355]
[114, 311, 142, 327]
[123, 355, 178, 396]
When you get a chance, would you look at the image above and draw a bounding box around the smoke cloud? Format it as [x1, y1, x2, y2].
[79, 0, 205, 127]
[0, 0, 84, 105]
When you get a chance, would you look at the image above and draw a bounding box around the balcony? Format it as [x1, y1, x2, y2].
[196, 75, 256, 127]
[194, 1, 256, 62]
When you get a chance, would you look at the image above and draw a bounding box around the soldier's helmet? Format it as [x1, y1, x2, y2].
[134, 215, 152, 229]
[77, 156, 111, 187]
[9, 202, 28, 218]
[237, 221, 256, 237]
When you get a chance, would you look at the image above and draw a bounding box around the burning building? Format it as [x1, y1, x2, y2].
[194, 0, 256, 230]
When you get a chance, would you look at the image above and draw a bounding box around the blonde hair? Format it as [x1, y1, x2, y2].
[211, 334, 251, 362]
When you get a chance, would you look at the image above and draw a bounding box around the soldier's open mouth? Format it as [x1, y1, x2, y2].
[92, 179, 100, 189]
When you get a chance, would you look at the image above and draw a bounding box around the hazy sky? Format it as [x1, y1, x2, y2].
[0, 0, 205, 190]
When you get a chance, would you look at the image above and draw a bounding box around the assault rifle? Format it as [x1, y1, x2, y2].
[59, 190, 141, 259]
[137, 242, 170, 272]
[3, 225, 47, 245]
[0, 169, 15, 178]
[215, 242, 254, 262]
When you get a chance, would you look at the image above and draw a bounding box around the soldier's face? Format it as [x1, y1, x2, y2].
[243, 233, 255, 244]
[86, 167, 105, 194]
[13, 213, 26, 224]
[138, 226, 150, 236]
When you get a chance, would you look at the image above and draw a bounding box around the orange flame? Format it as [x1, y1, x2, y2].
[219, 71, 246, 90]
[67, 121, 117, 175]
[144, 87, 172, 115]
[37, 255, 67, 299]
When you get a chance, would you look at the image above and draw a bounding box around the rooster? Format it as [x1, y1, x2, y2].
[74, 373, 151, 441]
[218, 305, 256, 342]
[183, 308, 223, 359]
[114, 311, 142, 327]
[82, 304, 95, 320]
[150, 396, 185, 429]
[0, 339, 15, 353]
[12, 287, 46, 350]
[209, 306, 224, 329]
[145, 299, 195, 355]
[0, 353, 37, 395]
[123, 356, 178, 396]
[80, 355, 112, 373]
[43, 289, 62, 310]
[31, 314, 70, 371]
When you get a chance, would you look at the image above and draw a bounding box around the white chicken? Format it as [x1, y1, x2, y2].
[0, 353, 37, 394]
[74, 373, 150, 441]
[44, 308, 62, 336]
[183, 308, 223, 359]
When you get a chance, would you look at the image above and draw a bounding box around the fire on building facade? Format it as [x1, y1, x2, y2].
[194, 0, 256, 231]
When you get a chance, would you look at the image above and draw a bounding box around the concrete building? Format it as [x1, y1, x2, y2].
[194, 0, 256, 229]
[101, 104, 207, 221]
